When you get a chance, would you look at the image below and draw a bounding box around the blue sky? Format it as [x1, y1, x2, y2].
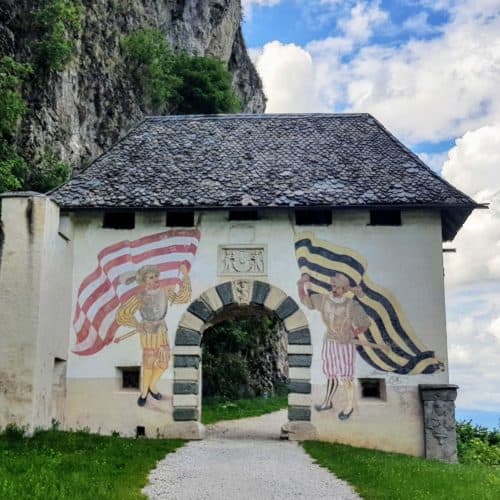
[245, 1, 449, 48]
[242, 0, 500, 424]
[242, 0, 500, 170]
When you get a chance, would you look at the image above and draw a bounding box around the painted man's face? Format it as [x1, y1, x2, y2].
[144, 272, 160, 290]
[331, 278, 348, 297]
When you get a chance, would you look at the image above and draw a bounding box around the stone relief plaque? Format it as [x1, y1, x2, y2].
[218, 245, 267, 276]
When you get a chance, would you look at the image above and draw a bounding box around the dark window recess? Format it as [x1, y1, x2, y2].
[136, 426, 146, 438]
[103, 211, 135, 229]
[166, 211, 195, 227]
[369, 209, 401, 226]
[359, 378, 382, 398]
[295, 209, 332, 226]
[120, 367, 140, 389]
[228, 210, 259, 221]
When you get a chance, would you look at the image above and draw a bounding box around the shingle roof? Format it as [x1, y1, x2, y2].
[50, 113, 481, 240]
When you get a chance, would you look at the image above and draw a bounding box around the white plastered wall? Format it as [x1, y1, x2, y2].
[64, 208, 448, 453]
[0, 195, 73, 432]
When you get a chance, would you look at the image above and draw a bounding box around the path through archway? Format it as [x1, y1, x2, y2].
[172, 280, 317, 440]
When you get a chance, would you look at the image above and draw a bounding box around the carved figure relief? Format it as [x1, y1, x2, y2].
[232, 279, 252, 304]
[424, 400, 456, 445]
[219, 245, 266, 275]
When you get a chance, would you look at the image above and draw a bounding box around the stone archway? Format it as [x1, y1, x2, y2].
[172, 279, 316, 440]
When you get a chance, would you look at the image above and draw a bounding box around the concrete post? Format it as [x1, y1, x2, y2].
[419, 384, 459, 463]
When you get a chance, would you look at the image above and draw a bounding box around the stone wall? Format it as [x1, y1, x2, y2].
[58, 208, 450, 454]
[1, 0, 265, 170]
[0, 194, 73, 432]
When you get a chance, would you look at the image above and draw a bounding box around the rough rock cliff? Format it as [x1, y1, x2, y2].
[0, 0, 266, 169]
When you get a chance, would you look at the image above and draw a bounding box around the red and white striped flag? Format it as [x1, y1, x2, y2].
[72, 229, 200, 356]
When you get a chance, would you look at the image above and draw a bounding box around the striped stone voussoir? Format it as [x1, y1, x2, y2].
[173, 280, 314, 423]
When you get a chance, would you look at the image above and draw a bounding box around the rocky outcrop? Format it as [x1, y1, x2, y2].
[1, 0, 266, 170]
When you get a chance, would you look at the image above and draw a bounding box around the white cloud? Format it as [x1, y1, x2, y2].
[242, 0, 281, 8]
[442, 125, 500, 287]
[242, 0, 281, 19]
[401, 12, 435, 34]
[337, 1, 389, 43]
[488, 316, 500, 341]
[417, 151, 448, 173]
[255, 41, 326, 113]
[446, 284, 500, 411]
[343, 10, 500, 143]
[254, 1, 390, 113]
[255, 1, 500, 144]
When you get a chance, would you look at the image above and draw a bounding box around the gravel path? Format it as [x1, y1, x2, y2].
[143, 411, 361, 500]
[205, 408, 288, 440]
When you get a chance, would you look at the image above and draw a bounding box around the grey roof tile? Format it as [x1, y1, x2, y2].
[50, 113, 481, 240]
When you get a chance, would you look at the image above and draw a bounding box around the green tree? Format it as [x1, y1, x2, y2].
[122, 28, 241, 114]
[172, 53, 241, 114]
[0, 57, 32, 136]
[0, 57, 32, 192]
[202, 317, 287, 399]
[32, 0, 83, 72]
[122, 29, 180, 113]
[25, 152, 70, 192]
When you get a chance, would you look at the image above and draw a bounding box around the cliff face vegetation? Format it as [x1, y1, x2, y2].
[0, 0, 265, 189]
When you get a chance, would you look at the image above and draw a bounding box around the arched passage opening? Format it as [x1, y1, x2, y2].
[172, 280, 317, 440]
[201, 305, 288, 403]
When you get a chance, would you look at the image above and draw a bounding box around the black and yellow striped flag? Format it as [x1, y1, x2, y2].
[295, 232, 443, 375]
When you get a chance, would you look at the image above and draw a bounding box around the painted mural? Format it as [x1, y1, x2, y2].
[72, 229, 200, 406]
[295, 232, 443, 420]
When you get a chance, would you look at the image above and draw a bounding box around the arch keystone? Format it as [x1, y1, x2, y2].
[231, 279, 254, 305]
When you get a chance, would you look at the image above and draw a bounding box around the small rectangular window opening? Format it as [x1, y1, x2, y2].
[119, 367, 140, 389]
[166, 210, 195, 227]
[103, 211, 135, 229]
[53, 358, 66, 381]
[295, 209, 332, 226]
[369, 209, 401, 226]
[228, 210, 259, 221]
[359, 378, 384, 399]
[136, 426, 146, 438]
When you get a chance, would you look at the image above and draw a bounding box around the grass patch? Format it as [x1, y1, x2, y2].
[0, 428, 184, 499]
[202, 393, 288, 425]
[303, 441, 500, 500]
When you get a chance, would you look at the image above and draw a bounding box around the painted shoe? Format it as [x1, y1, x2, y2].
[314, 403, 333, 412]
[148, 389, 162, 401]
[338, 408, 354, 420]
[137, 395, 147, 407]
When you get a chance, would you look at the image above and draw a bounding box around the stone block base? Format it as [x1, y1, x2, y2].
[161, 421, 205, 440]
[281, 421, 318, 441]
